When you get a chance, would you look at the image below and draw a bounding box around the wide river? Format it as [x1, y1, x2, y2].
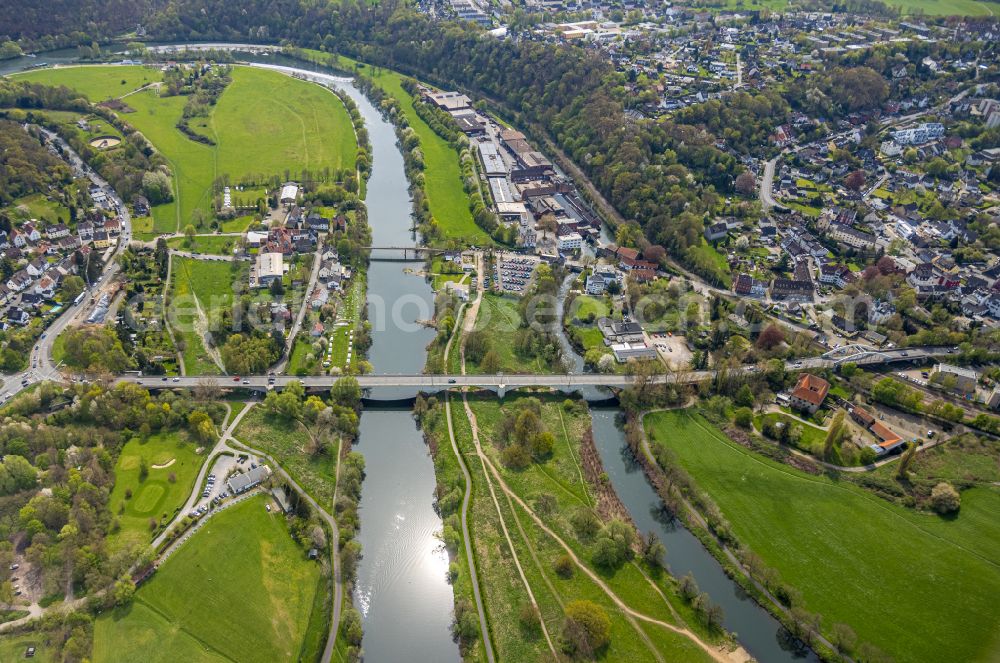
[1, 46, 818, 662]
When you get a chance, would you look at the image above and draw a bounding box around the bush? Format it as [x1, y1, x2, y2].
[554, 554, 575, 579]
[734, 407, 753, 429]
[561, 600, 611, 659]
[930, 482, 961, 514]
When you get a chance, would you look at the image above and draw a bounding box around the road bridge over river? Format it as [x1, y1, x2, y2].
[117, 346, 955, 395]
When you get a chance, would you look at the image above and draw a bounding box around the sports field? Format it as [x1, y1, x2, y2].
[18, 65, 357, 234]
[93, 495, 322, 663]
[108, 432, 206, 552]
[644, 410, 1000, 663]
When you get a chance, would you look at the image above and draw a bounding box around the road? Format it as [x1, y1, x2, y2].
[273, 242, 324, 374]
[0, 127, 132, 402]
[114, 346, 954, 393]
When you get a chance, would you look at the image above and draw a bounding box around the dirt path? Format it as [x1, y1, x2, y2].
[162, 253, 186, 375]
[463, 395, 739, 663]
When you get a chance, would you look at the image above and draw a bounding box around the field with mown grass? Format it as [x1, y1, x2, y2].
[644, 409, 1000, 663]
[93, 494, 322, 663]
[18, 66, 357, 235]
[107, 431, 206, 552]
[168, 257, 243, 374]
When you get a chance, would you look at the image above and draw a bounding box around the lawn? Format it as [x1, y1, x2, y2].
[644, 410, 1000, 663]
[0, 634, 56, 662]
[466, 294, 553, 374]
[108, 432, 207, 552]
[19, 66, 357, 234]
[236, 407, 338, 513]
[166, 235, 237, 255]
[752, 412, 827, 451]
[93, 494, 322, 663]
[569, 294, 610, 322]
[688, 240, 732, 286]
[10, 193, 71, 224]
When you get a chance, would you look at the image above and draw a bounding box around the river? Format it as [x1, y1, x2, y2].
[315, 67, 458, 663]
[3, 46, 813, 662]
[590, 409, 818, 662]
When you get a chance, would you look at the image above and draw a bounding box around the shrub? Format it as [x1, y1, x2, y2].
[930, 482, 961, 514]
[554, 554, 575, 579]
[561, 600, 611, 659]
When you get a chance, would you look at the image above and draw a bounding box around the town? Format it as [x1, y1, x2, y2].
[0, 3, 997, 663]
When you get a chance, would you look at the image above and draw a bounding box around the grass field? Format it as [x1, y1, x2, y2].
[19, 66, 357, 234]
[645, 410, 1000, 663]
[236, 407, 338, 512]
[434, 394, 721, 662]
[166, 235, 237, 255]
[464, 294, 553, 374]
[10, 193, 71, 224]
[93, 494, 322, 663]
[168, 257, 243, 374]
[108, 432, 206, 552]
[0, 634, 56, 662]
[361, 66, 490, 245]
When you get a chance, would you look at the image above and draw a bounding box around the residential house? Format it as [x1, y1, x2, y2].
[704, 221, 729, 241]
[789, 373, 830, 414]
[7, 270, 32, 293]
[45, 224, 70, 239]
[6, 307, 29, 326]
[771, 278, 813, 302]
[733, 273, 767, 298]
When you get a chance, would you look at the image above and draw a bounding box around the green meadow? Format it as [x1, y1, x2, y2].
[108, 432, 206, 551]
[18, 65, 357, 235]
[93, 495, 322, 663]
[168, 257, 242, 375]
[645, 410, 1000, 663]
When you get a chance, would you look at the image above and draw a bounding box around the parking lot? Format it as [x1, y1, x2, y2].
[188, 452, 261, 518]
[494, 255, 539, 294]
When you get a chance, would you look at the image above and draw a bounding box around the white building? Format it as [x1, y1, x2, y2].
[557, 232, 583, 252]
[253, 252, 284, 288]
[279, 183, 299, 205]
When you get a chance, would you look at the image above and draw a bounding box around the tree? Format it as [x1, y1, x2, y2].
[592, 519, 635, 569]
[756, 324, 785, 351]
[138, 458, 149, 482]
[642, 244, 666, 263]
[641, 531, 666, 567]
[930, 482, 960, 514]
[554, 554, 574, 578]
[269, 277, 285, 297]
[142, 169, 173, 204]
[823, 410, 846, 460]
[844, 170, 866, 191]
[831, 622, 857, 654]
[896, 441, 917, 480]
[735, 171, 756, 195]
[735, 384, 754, 408]
[734, 407, 753, 429]
[60, 275, 85, 302]
[538, 213, 558, 238]
[184, 224, 196, 241]
[331, 376, 361, 410]
[481, 349, 501, 374]
[561, 600, 611, 659]
[113, 576, 136, 606]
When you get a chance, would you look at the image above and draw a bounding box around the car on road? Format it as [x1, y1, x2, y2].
[10, 563, 18, 571]
[233, 376, 241, 382]
[901, 351, 909, 357]
[242, 379, 250, 385]
[162, 377, 168, 381]
[448, 379, 457, 384]
[172, 377, 180, 383]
